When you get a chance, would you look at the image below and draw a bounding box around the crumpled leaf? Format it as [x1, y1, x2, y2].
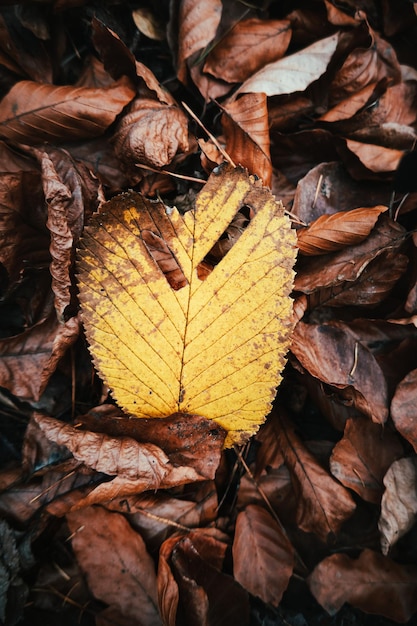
[391, 369, 417, 452]
[291, 321, 389, 424]
[203, 18, 291, 83]
[378, 457, 417, 555]
[0, 77, 135, 144]
[220, 93, 272, 186]
[329, 417, 404, 504]
[77, 164, 296, 445]
[232, 504, 294, 606]
[274, 411, 356, 541]
[308, 549, 417, 623]
[297, 206, 388, 255]
[67, 506, 162, 626]
[113, 98, 189, 169]
[0, 314, 80, 401]
[237, 32, 339, 96]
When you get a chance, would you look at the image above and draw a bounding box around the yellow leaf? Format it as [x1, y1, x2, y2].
[77, 165, 297, 445]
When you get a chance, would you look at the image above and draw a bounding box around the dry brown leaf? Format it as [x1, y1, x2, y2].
[291, 321, 388, 424]
[113, 98, 189, 169]
[67, 506, 162, 626]
[275, 412, 356, 541]
[329, 417, 404, 504]
[319, 81, 382, 123]
[237, 466, 295, 525]
[308, 549, 417, 622]
[32, 413, 171, 483]
[344, 138, 404, 173]
[391, 369, 417, 452]
[238, 32, 339, 96]
[176, 0, 222, 84]
[158, 536, 180, 626]
[295, 215, 406, 294]
[220, 93, 272, 186]
[0, 314, 79, 401]
[232, 504, 294, 606]
[297, 206, 387, 255]
[379, 457, 417, 554]
[203, 18, 291, 83]
[0, 78, 135, 144]
[132, 7, 166, 41]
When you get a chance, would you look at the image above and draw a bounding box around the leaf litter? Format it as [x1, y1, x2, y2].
[1, 2, 417, 626]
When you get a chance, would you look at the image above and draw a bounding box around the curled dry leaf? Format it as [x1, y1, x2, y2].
[32, 413, 171, 484]
[237, 32, 339, 96]
[67, 506, 162, 626]
[176, 0, 222, 83]
[297, 206, 387, 255]
[203, 18, 291, 83]
[275, 412, 356, 541]
[77, 165, 296, 446]
[113, 98, 189, 169]
[221, 93, 272, 186]
[291, 321, 388, 424]
[0, 78, 135, 144]
[379, 457, 417, 555]
[232, 504, 294, 606]
[329, 417, 404, 504]
[308, 549, 417, 623]
[0, 314, 80, 401]
[391, 369, 417, 452]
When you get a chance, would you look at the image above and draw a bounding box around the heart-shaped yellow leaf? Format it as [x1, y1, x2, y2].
[77, 165, 296, 445]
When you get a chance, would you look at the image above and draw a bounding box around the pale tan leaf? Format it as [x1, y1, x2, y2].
[297, 206, 387, 255]
[379, 457, 417, 555]
[233, 504, 294, 606]
[237, 32, 339, 96]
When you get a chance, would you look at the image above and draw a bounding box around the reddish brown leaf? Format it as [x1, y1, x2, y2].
[330, 417, 404, 504]
[275, 412, 356, 541]
[0, 314, 79, 401]
[308, 549, 417, 622]
[391, 369, 417, 452]
[233, 504, 294, 606]
[344, 138, 404, 173]
[295, 215, 406, 294]
[297, 206, 387, 255]
[113, 98, 189, 169]
[0, 78, 135, 144]
[379, 457, 417, 555]
[158, 536, 180, 626]
[67, 506, 162, 626]
[176, 0, 222, 83]
[204, 19, 291, 83]
[221, 93, 272, 186]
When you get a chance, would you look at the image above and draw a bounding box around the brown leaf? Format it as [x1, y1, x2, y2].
[378, 457, 417, 555]
[391, 369, 417, 452]
[0, 314, 79, 401]
[0, 78, 135, 144]
[329, 417, 404, 504]
[176, 0, 222, 84]
[297, 206, 387, 255]
[67, 506, 162, 626]
[295, 215, 406, 294]
[255, 415, 285, 478]
[308, 549, 417, 622]
[275, 411, 356, 541]
[113, 98, 189, 169]
[221, 93, 272, 186]
[344, 138, 404, 173]
[291, 321, 389, 424]
[32, 413, 171, 483]
[204, 19, 291, 83]
[233, 504, 294, 606]
[237, 466, 295, 525]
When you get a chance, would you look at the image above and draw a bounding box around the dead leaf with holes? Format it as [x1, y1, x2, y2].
[77, 164, 296, 446]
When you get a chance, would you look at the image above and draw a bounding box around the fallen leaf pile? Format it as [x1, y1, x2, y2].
[1, 2, 417, 626]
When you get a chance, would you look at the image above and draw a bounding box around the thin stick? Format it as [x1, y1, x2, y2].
[312, 174, 323, 209]
[137, 163, 206, 185]
[182, 101, 236, 167]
